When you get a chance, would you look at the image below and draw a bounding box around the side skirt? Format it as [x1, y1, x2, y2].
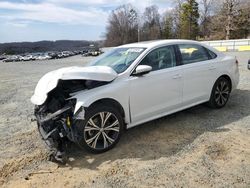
[126, 99, 209, 129]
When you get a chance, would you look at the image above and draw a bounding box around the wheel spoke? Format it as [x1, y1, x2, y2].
[103, 112, 112, 126]
[219, 95, 223, 105]
[102, 132, 108, 148]
[103, 132, 115, 144]
[86, 131, 101, 146]
[100, 112, 105, 127]
[215, 95, 220, 102]
[220, 81, 225, 90]
[222, 86, 229, 93]
[104, 120, 119, 130]
[89, 118, 100, 129]
[105, 127, 119, 132]
[221, 94, 227, 104]
[91, 132, 101, 148]
[84, 126, 99, 132]
[222, 91, 229, 95]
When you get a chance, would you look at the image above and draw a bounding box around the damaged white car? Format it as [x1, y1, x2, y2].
[31, 40, 239, 163]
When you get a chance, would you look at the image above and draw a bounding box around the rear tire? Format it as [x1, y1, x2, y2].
[208, 77, 231, 109]
[75, 104, 124, 154]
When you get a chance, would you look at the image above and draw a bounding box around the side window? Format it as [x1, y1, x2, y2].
[140, 46, 176, 71]
[178, 44, 210, 65]
[206, 49, 217, 59]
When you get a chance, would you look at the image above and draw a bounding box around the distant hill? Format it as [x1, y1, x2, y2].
[0, 40, 103, 55]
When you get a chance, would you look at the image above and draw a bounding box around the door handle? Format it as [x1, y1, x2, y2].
[172, 74, 182, 79]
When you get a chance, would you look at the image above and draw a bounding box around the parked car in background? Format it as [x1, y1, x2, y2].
[48, 52, 58, 59]
[1, 48, 95, 63]
[21, 55, 34, 61]
[35, 54, 51, 60]
[3, 55, 20, 62]
[82, 49, 103, 57]
[0, 55, 6, 61]
[31, 40, 239, 163]
[82, 51, 91, 57]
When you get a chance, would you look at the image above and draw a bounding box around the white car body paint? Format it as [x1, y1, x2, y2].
[31, 40, 239, 129]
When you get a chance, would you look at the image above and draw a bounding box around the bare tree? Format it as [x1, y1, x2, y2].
[212, 0, 240, 40]
[223, 0, 239, 39]
[104, 0, 249, 46]
[199, 0, 214, 39]
[231, 0, 250, 38]
[171, 0, 186, 38]
[105, 4, 138, 46]
[141, 5, 161, 40]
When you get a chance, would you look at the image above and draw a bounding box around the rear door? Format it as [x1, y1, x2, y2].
[177, 44, 218, 106]
[129, 45, 183, 124]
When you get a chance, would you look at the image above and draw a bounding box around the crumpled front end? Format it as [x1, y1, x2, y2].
[31, 66, 117, 163]
[35, 98, 77, 163]
[31, 66, 118, 105]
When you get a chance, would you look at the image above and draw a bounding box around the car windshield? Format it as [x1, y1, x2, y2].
[89, 47, 146, 73]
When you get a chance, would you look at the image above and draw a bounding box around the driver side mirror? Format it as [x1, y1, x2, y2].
[132, 65, 152, 76]
[248, 59, 250, 70]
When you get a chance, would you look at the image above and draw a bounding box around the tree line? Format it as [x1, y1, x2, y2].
[0, 40, 99, 54]
[104, 0, 250, 46]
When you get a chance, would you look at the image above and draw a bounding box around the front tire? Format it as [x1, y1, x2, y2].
[208, 77, 231, 108]
[75, 105, 124, 153]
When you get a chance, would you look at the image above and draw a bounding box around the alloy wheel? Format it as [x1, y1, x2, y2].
[214, 80, 230, 106]
[84, 112, 120, 150]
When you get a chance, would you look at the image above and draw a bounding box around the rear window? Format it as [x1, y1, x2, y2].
[178, 44, 210, 64]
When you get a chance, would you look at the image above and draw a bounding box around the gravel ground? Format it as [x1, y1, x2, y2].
[0, 52, 249, 187]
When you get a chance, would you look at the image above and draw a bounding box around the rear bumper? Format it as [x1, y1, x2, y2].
[231, 65, 240, 91]
[233, 73, 239, 91]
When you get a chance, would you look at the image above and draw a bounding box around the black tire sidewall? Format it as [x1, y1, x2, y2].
[75, 105, 124, 154]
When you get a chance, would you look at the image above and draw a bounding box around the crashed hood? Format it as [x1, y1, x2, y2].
[31, 66, 117, 105]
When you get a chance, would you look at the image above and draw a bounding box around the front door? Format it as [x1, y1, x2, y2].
[129, 45, 183, 124]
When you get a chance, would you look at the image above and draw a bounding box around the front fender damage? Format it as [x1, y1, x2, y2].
[31, 66, 116, 163]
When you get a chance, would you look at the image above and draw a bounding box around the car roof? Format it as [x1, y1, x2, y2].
[119, 39, 203, 49]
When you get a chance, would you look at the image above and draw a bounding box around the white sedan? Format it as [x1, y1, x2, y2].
[31, 40, 239, 162]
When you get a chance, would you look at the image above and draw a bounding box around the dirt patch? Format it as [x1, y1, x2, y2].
[0, 150, 47, 184]
[205, 142, 229, 160]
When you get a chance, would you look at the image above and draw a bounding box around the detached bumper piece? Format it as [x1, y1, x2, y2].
[35, 105, 74, 164]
